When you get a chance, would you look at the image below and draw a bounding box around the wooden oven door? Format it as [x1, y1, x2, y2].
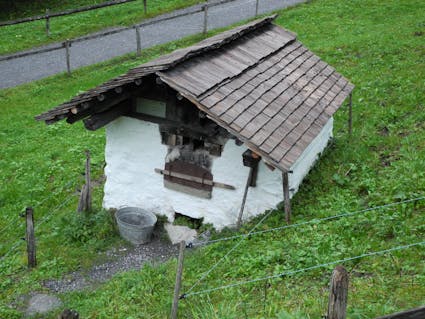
[163, 160, 213, 199]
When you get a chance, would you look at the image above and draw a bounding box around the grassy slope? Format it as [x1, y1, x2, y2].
[0, 0, 202, 55]
[0, 0, 424, 318]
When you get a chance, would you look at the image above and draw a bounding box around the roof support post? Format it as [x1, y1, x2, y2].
[282, 171, 291, 224]
[236, 167, 254, 228]
[348, 92, 353, 136]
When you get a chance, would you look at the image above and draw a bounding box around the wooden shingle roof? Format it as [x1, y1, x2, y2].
[36, 15, 354, 172]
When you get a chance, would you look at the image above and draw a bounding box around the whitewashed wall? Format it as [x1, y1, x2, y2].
[103, 117, 333, 229]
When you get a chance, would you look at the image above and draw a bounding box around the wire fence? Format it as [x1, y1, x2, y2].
[182, 240, 425, 298]
[190, 196, 425, 247]
[183, 195, 425, 298]
[0, 183, 76, 262]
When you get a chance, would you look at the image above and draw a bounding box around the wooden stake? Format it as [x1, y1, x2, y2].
[24, 207, 37, 268]
[45, 9, 50, 36]
[143, 0, 147, 14]
[203, 2, 208, 34]
[327, 266, 348, 319]
[77, 150, 92, 212]
[236, 167, 253, 228]
[255, 0, 259, 16]
[135, 25, 141, 56]
[85, 150, 92, 212]
[65, 40, 71, 75]
[348, 93, 353, 136]
[171, 241, 186, 319]
[282, 172, 291, 224]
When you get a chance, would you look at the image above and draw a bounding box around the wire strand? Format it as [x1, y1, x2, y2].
[185, 209, 275, 295]
[183, 240, 425, 298]
[191, 196, 425, 247]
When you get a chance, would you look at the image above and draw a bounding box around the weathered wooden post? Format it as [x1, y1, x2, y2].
[64, 40, 71, 76]
[203, 1, 208, 34]
[236, 167, 253, 228]
[78, 150, 92, 212]
[282, 171, 291, 224]
[327, 265, 348, 319]
[24, 207, 37, 268]
[348, 93, 353, 136]
[171, 241, 186, 319]
[143, 0, 147, 14]
[45, 9, 50, 36]
[255, 0, 259, 16]
[135, 25, 141, 56]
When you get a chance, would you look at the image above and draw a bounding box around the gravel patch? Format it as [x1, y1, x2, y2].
[43, 238, 178, 293]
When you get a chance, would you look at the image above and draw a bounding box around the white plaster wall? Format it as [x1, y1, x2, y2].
[103, 117, 333, 229]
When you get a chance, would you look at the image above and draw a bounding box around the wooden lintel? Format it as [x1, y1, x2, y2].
[83, 100, 131, 130]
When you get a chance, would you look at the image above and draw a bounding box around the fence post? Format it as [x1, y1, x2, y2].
[64, 40, 71, 76]
[135, 25, 141, 56]
[255, 0, 259, 16]
[327, 266, 348, 319]
[171, 241, 186, 319]
[203, 1, 208, 34]
[143, 0, 147, 14]
[24, 207, 37, 268]
[45, 9, 50, 36]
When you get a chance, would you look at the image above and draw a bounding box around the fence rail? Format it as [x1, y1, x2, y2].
[0, 0, 136, 27]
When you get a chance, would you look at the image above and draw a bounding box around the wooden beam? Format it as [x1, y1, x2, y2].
[83, 100, 131, 130]
[282, 172, 291, 224]
[154, 168, 235, 190]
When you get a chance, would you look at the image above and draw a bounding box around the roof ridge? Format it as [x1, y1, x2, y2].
[138, 14, 278, 72]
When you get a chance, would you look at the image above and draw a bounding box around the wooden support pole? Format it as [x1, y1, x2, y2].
[255, 0, 259, 16]
[203, 2, 208, 34]
[143, 0, 147, 14]
[282, 172, 291, 224]
[171, 241, 186, 319]
[236, 167, 254, 228]
[78, 150, 92, 212]
[327, 266, 348, 319]
[65, 40, 71, 75]
[24, 207, 37, 268]
[135, 25, 141, 56]
[348, 92, 353, 136]
[45, 9, 50, 36]
[85, 150, 92, 212]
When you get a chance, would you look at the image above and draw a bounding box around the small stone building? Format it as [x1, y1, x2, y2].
[36, 15, 354, 229]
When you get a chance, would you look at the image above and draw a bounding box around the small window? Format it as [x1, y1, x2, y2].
[136, 98, 166, 118]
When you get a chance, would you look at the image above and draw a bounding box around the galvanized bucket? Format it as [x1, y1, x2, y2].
[115, 207, 157, 245]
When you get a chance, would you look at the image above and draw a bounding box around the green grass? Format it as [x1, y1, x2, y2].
[0, 0, 425, 318]
[0, 0, 203, 55]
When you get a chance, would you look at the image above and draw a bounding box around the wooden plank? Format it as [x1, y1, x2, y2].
[154, 168, 235, 190]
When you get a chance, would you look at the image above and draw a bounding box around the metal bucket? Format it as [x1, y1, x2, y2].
[115, 207, 157, 245]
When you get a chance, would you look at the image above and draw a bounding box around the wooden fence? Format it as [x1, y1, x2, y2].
[0, 0, 286, 76]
